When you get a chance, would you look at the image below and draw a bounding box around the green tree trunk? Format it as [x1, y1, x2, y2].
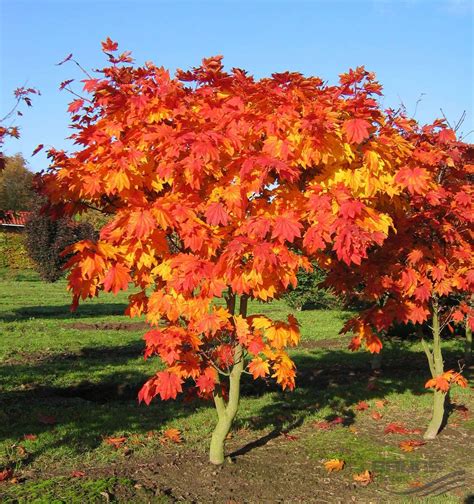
[422, 302, 447, 440]
[371, 349, 382, 371]
[208, 295, 247, 465]
[465, 318, 472, 364]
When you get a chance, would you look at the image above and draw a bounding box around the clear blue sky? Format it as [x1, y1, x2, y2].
[1, 0, 473, 172]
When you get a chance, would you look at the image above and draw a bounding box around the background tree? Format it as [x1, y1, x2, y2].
[40, 40, 429, 464]
[25, 195, 97, 282]
[0, 154, 35, 211]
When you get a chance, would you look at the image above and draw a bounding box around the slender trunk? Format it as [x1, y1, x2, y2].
[371, 349, 382, 371]
[465, 318, 472, 364]
[209, 294, 246, 465]
[423, 302, 447, 440]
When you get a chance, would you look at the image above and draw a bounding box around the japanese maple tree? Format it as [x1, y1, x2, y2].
[328, 121, 473, 439]
[40, 39, 422, 463]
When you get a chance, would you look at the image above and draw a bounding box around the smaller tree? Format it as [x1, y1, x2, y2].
[0, 154, 35, 211]
[25, 196, 97, 282]
[283, 263, 342, 311]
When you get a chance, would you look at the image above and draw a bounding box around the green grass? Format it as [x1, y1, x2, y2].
[0, 269, 472, 502]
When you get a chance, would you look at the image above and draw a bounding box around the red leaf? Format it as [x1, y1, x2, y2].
[205, 202, 229, 226]
[23, 434, 38, 441]
[71, 470, 86, 478]
[68, 99, 84, 114]
[101, 37, 119, 52]
[32, 144, 44, 156]
[272, 215, 303, 243]
[0, 468, 13, 482]
[355, 401, 370, 411]
[103, 264, 131, 294]
[343, 118, 371, 143]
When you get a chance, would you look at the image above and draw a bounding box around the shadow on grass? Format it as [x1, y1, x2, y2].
[0, 303, 129, 322]
[0, 337, 469, 469]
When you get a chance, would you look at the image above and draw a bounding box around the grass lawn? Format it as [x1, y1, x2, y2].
[0, 268, 472, 503]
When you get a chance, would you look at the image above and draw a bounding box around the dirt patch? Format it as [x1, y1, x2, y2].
[64, 321, 149, 331]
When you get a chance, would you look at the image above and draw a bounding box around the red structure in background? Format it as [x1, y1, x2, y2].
[0, 211, 31, 229]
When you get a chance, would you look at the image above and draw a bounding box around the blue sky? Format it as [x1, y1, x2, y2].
[1, 0, 473, 172]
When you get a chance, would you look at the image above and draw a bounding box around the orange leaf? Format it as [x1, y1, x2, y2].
[104, 436, 127, 449]
[161, 428, 182, 444]
[399, 440, 425, 452]
[324, 459, 345, 472]
[343, 118, 371, 144]
[103, 264, 131, 295]
[371, 411, 383, 421]
[248, 357, 270, 379]
[71, 470, 86, 478]
[353, 470, 374, 486]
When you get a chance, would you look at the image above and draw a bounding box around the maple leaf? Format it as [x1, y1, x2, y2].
[161, 428, 182, 444]
[343, 118, 371, 144]
[127, 210, 156, 239]
[68, 99, 84, 114]
[324, 459, 345, 472]
[103, 264, 131, 295]
[384, 422, 410, 435]
[272, 215, 303, 243]
[399, 440, 425, 452]
[104, 436, 127, 449]
[205, 202, 229, 226]
[248, 357, 270, 379]
[71, 470, 86, 478]
[102, 37, 119, 52]
[196, 367, 217, 393]
[395, 166, 430, 195]
[0, 468, 13, 482]
[353, 470, 374, 486]
[355, 401, 370, 411]
[32, 144, 44, 156]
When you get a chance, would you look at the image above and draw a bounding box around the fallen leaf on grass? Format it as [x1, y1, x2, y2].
[408, 480, 423, 488]
[312, 421, 331, 430]
[355, 401, 369, 411]
[23, 434, 37, 441]
[160, 428, 182, 444]
[104, 436, 127, 449]
[330, 416, 345, 426]
[0, 468, 13, 482]
[384, 422, 409, 435]
[353, 470, 374, 486]
[348, 426, 358, 434]
[38, 414, 57, 425]
[375, 400, 387, 409]
[71, 470, 86, 478]
[282, 432, 298, 441]
[371, 412, 383, 421]
[324, 459, 345, 472]
[399, 440, 426, 452]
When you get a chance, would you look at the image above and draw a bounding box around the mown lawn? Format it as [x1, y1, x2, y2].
[0, 268, 472, 503]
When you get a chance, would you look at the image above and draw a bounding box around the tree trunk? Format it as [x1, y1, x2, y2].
[465, 318, 472, 364]
[371, 350, 382, 371]
[423, 302, 446, 440]
[208, 295, 246, 465]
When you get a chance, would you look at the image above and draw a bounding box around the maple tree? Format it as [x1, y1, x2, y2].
[327, 122, 473, 439]
[39, 39, 436, 464]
